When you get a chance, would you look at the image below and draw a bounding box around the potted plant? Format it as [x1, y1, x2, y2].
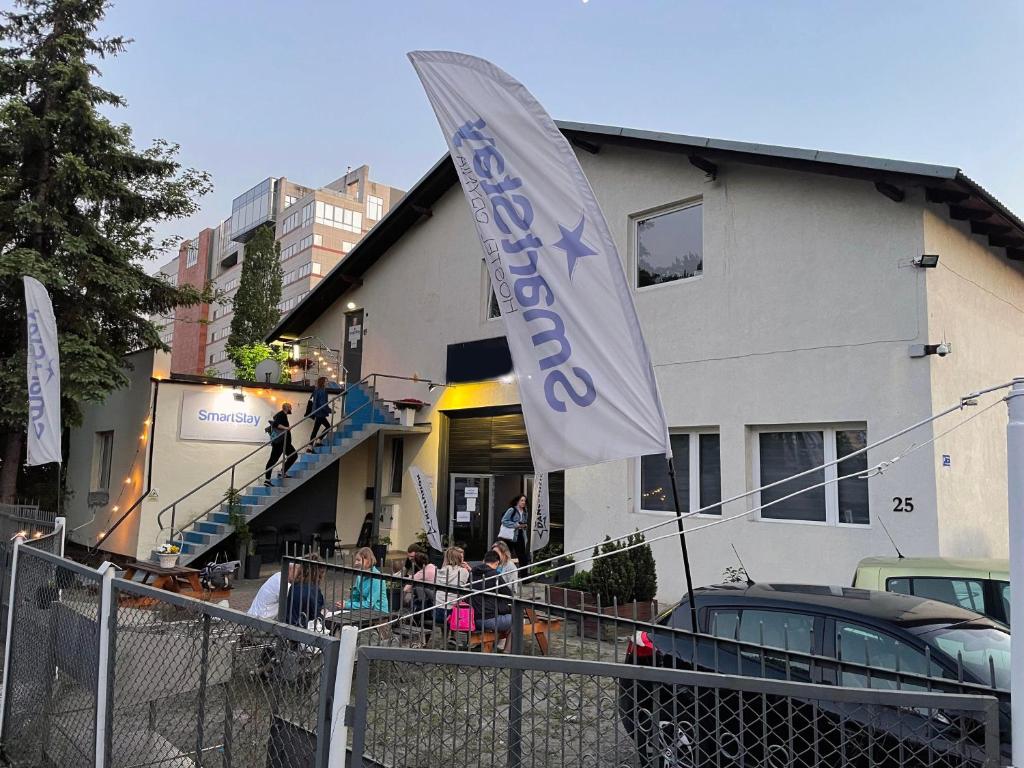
[548, 531, 658, 638]
[529, 543, 575, 584]
[154, 543, 180, 569]
[226, 488, 260, 579]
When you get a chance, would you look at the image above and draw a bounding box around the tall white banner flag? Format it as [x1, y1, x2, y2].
[410, 51, 670, 473]
[409, 465, 442, 551]
[530, 473, 550, 553]
[23, 277, 61, 466]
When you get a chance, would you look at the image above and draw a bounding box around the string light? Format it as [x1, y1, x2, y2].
[95, 403, 154, 545]
[112, 505, 119, 512]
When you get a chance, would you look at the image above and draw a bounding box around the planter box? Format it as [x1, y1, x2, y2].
[547, 586, 658, 639]
[529, 560, 575, 585]
[244, 553, 262, 580]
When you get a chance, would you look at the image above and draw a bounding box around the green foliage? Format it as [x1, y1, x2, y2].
[722, 565, 749, 584]
[589, 534, 658, 603]
[628, 530, 658, 602]
[0, 0, 212, 500]
[566, 569, 592, 591]
[590, 537, 636, 605]
[225, 487, 252, 554]
[0, 0, 212, 498]
[227, 223, 282, 350]
[227, 342, 289, 383]
[203, 366, 220, 378]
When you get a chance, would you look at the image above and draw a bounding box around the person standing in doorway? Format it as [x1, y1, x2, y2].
[264, 402, 297, 487]
[499, 494, 530, 568]
[306, 377, 331, 452]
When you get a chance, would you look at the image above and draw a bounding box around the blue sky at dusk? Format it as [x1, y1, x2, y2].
[94, 1, 1023, 265]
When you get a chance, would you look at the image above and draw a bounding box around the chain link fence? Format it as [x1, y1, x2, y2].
[0, 546, 342, 768]
[349, 645, 1002, 768]
[108, 579, 339, 768]
[0, 543, 100, 767]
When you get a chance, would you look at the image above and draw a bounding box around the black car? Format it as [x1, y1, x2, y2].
[619, 583, 1010, 767]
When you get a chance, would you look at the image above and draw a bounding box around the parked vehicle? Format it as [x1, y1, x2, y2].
[619, 583, 1010, 767]
[853, 556, 1010, 625]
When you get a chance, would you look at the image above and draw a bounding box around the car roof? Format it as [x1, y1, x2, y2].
[691, 583, 995, 629]
[856, 556, 1009, 578]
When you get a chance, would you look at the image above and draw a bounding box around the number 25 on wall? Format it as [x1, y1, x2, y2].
[892, 497, 914, 513]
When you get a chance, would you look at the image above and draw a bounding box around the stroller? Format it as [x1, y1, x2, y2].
[199, 555, 240, 591]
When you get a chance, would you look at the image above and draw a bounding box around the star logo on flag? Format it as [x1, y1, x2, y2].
[553, 215, 598, 280]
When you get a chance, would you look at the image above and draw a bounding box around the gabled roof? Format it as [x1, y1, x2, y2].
[268, 122, 1024, 341]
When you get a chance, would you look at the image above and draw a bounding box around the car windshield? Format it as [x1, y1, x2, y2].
[915, 624, 1010, 689]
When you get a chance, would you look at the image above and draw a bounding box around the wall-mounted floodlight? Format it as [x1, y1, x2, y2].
[233, 386, 245, 402]
[909, 342, 952, 358]
[914, 254, 940, 268]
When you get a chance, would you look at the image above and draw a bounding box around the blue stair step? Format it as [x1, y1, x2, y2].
[183, 530, 209, 544]
[211, 512, 231, 525]
[196, 521, 223, 535]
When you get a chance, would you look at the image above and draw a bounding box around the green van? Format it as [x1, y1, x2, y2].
[853, 557, 1010, 626]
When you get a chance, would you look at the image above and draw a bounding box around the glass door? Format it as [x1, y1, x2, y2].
[449, 474, 493, 560]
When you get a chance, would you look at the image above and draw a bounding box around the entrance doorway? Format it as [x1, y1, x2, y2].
[343, 309, 364, 382]
[448, 474, 493, 558]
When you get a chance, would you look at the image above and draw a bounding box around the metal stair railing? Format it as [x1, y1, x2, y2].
[155, 372, 427, 549]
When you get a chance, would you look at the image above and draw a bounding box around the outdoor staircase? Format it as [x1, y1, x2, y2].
[171, 383, 401, 565]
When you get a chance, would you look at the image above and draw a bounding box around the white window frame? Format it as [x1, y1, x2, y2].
[91, 430, 114, 492]
[751, 423, 870, 528]
[635, 429, 721, 517]
[632, 198, 704, 294]
[367, 195, 384, 221]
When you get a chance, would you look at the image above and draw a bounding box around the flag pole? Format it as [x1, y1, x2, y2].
[666, 456, 699, 633]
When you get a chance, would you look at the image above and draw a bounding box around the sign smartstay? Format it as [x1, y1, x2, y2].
[179, 390, 277, 444]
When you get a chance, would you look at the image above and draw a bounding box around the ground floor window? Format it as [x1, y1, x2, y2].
[754, 425, 868, 525]
[638, 431, 721, 515]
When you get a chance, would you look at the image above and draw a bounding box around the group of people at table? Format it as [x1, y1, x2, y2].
[245, 539, 525, 644]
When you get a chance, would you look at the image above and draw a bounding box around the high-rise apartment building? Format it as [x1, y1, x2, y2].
[155, 165, 402, 377]
[153, 256, 179, 348]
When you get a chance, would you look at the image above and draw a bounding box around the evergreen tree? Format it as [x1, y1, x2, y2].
[0, 0, 212, 501]
[227, 223, 282, 351]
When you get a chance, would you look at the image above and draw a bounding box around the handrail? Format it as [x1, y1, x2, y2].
[155, 373, 373, 536]
[163, 394, 378, 546]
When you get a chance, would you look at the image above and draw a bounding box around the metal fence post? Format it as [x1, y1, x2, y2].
[327, 626, 359, 768]
[0, 537, 22, 740]
[277, 557, 290, 623]
[1008, 377, 1024, 768]
[196, 613, 211, 762]
[507, 600, 525, 768]
[54, 516, 65, 558]
[94, 562, 117, 768]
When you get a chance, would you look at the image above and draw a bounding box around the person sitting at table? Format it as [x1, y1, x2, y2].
[337, 547, 389, 613]
[403, 551, 437, 611]
[285, 554, 325, 627]
[469, 550, 514, 646]
[491, 540, 521, 596]
[433, 546, 471, 625]
[247, 562, 299, 620]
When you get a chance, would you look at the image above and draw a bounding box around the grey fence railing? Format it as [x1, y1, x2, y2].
[0, 546, 343, 768]
[282, 555, 1011, 766]
[0, 515, 64, 676]
[349, 644, 1002, 768]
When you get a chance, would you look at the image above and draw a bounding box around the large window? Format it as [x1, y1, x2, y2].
[315, 201, 362, 233]
[185, 238, 199, 268]
[91, 431, 114, 492]
[754, 425, 868, 525]
[635, 201, 703, 288]
[367, 195, 384, 221]
[639, 432, 721, 515]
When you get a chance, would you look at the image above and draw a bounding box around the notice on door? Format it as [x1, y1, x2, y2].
[456, 510, 471, 523]
[466, 497, 477, 512]
[464, 487, 479, 498]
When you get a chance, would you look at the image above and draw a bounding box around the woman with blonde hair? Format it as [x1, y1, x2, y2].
[433, 546, 471, 624]
[337, 547, 389, 613]
[491, 540, 521, 596]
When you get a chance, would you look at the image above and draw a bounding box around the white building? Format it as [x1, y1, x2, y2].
[68, 123, 1024, 600]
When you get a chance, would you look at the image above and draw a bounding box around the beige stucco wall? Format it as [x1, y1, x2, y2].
[65, 349, 168, 556]
[924, 207, 1024, 558]
[67, 369, 316, 560]
[291, 143, 1012, 600]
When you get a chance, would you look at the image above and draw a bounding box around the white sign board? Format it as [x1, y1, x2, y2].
[179, 389, 277, 444]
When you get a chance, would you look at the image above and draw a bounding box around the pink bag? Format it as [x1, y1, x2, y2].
[448, 601, 475, 632]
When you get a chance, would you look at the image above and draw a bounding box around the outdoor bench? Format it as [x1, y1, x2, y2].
[465, 608, 562, 655]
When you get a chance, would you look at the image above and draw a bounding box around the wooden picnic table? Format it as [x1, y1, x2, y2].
[322, 607, 397, 633]
[122, 560, 203, 596]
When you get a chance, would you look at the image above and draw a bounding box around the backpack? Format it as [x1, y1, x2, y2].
[448, 601, 475, 632]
